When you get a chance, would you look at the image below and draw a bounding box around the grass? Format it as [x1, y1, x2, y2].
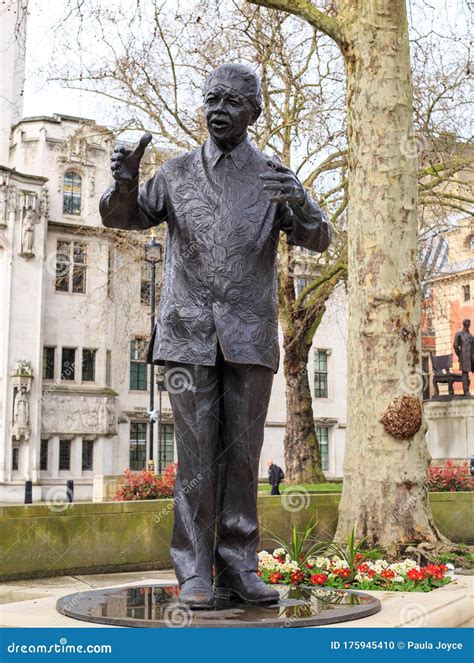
[258, 482, 342, 493]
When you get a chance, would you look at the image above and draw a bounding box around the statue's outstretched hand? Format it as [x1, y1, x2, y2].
[111, 133, 152, 183]
[259, 160, 306, 206]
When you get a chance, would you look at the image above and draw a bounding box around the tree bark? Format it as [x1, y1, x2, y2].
[333, 1, 446, 547]
[248, 0, 447, 548]
[283, 339, 326, 483]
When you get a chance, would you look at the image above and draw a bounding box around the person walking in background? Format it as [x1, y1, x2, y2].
[267, 459, 284, 496]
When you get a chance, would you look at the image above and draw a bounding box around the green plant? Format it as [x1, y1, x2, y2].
[273, 519, 326, 567]
[322, 528, 383, 583]
[271, 520, 326, 568]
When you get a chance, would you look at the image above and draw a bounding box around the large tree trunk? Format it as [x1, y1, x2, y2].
[334, 2, 445, 547]
[282, 339, 325, 483]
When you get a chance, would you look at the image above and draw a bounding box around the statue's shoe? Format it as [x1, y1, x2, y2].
[178, 576, 214, 609]
[215, 570, 280, 604]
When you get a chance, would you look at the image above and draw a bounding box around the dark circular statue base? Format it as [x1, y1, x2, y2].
[56, 583, 381, 628]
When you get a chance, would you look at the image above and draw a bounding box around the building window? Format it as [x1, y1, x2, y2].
[12, 447, 19, 471]
[82, 440, 94, 471]
[315, 426, 329, 471]
[40, 439, 49, 471]
[61, 348, 76, 381]
[160, 423, 175, 469]
[421, 356, 431, 401]
[105, 350, 112, 387]
[314, 349, 328, 398]
[140, 262, 151, 305]
[463, 284, 471, 302]
[295, 276, 309, 298]
[12, 447, 20, 471]
[130, 339, 147, 390]
[55, 240, 87, 293]
[130, 422, 147, 471]
[82, 349, 96, 381]
[63, 171, 82, 215]
[42, 347, 55, 380]
[59, 439, 71, 470]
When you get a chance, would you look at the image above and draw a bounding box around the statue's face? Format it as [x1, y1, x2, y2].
[203, 77, 257, 146]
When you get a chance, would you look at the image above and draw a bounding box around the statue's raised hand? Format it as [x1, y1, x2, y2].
[111, 133, 152, 183]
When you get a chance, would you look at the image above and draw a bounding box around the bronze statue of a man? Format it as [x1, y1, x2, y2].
[454, 319, 473, 396]
[100, 63, 331, 608]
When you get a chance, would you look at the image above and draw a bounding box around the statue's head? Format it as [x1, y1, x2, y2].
[203, 63, 262, 147]
[463, 318, 471, 329]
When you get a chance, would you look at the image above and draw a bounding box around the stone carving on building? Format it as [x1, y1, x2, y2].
[41, 393, 117, 436]
[0, 182, 8, 228]
[19, 192, 38, 258]
[39, 185, 49, 222]
[8, 184, 17, 224]
[11, 361, 33, 446]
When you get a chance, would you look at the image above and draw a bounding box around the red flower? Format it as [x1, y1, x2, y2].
[269, 572, 282, 584]
[310, 574, 327, 585]
[290, 571, 304, 585]
[355, 553, 365, 561]
[407, 568, 422, 581]
[357, 563, 369, 573]
[381, 569, 395, 580]
[368, 569, 376, 578]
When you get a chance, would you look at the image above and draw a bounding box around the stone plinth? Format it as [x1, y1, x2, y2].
[425, 398, 474, 462]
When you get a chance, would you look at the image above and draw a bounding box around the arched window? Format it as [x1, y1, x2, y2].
[63, 171, 82, 215]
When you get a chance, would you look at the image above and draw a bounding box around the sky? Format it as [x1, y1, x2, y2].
[22, 0, 470, 129]
[23, 0, 108, 122]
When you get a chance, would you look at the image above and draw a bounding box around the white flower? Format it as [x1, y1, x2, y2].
[273, 548, 286, 558]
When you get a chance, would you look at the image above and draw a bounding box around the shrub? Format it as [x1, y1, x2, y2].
[428, 459, 473, 492]
[114, 463, 178, 501]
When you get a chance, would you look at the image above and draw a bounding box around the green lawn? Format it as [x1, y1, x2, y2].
[258, 482, 342, 493]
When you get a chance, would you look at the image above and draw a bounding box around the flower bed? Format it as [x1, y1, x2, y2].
[258, 549, 452, 592]
[428, 459, 473, 492]
[114, 463, 177, 500]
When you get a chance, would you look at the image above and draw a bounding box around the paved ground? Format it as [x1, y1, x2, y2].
[0, 570, 472, 628]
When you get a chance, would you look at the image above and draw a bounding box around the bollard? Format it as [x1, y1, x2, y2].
[66, 479, 74, 503]
[25, 480, 32, 504]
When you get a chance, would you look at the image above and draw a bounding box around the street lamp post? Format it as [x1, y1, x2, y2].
[157, 369, 165, 474]
[144, 236, 163, 472]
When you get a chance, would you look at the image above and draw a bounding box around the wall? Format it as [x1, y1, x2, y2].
[1, 492, 472, 581]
